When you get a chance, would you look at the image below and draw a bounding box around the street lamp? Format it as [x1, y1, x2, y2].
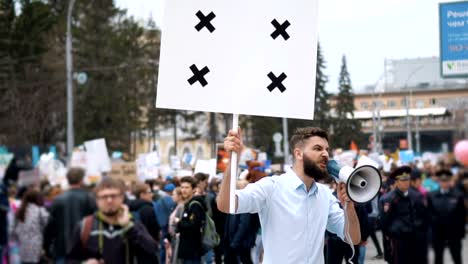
[403, 65, 424, 153]
[66, 0, 77, 159]
[371, 74, 385, 153]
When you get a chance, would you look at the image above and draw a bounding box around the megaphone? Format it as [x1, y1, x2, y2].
[327, 156, 382, 203]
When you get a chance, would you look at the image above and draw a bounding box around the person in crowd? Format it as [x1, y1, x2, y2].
[223, 180, 260, 264]
[423, 166, 440, 193]
[67, 178, 159, 264]
[0, 183, 9, 263]
[453, 169, 467, 196]
[44, 185, 63, 209]
[155, 183, 177, 264]
[326, 190, 370, 264]
[367, 196, 383, 260]
[428, 169, 466, 264]
[6, 184, 21, 264]
[194, 173, 209, 196]
[410, 169, 428, 199]
[43, 168, 96, 264]
[218, 127, 361, 263]
[152, 179, 168, 202]
[168, 187, 186, 264]
[379, 175, 395, 264]
[177, 176, 206, 264]
[128, 182, 161, 257]
[193, 172, 214, 264]
[14, 189, 49, 264]
[380, 166, 429, 264]
[207, 178, 226, 264]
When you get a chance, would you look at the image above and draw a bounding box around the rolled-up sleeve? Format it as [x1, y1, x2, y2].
[326, 193, 345, 241]
[235, 177, 273, 214]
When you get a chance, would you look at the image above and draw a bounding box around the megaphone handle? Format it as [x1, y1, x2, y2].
[344, 201, 355, 264]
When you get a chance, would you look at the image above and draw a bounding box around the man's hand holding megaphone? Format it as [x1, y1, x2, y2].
[336, 182, 353, 207]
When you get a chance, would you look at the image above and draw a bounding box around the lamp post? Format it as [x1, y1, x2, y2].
[371, 75, 385, 153]
[66, 0, 77, 159]
[403, 65, 424, 152]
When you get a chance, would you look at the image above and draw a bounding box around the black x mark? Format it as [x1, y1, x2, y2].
[267, 72, 287, 93]
[188, 64, 210, 87]
[195, 11, 216, 33]
[271, 19, 290, 40]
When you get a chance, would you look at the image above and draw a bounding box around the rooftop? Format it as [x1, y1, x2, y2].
[357, 57, 468, 94]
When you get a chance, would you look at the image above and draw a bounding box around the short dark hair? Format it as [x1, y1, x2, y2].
[132, 182, 150, 199]
[289, 127, 329, 153]
[94, 178, 125, 195]
[180, 176, 197, 189]
[194, 172, 209, 184]
[67, 168, 85, 185]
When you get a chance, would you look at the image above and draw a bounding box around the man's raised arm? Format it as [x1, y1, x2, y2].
[217, 129, 242, 213]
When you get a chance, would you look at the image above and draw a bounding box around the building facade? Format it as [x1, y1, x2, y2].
[350, 57, 467, 153]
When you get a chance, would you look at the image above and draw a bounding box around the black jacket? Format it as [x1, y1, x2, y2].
[209, 191, 226, 241]
[177, 195, 206, 259]
[327, 202, 370, 242]
[128, 199, 161, 243]
[44, 188, 96, 257]
[380, 188, 429, 238]
[224, 213, 259, 250]
[67, 213, 159, 264]
[428, 188, 466, 239]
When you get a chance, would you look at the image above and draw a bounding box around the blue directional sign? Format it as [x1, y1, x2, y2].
[439, 1, 468, 78]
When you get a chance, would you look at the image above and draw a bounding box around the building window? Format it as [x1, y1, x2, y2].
[387, 100, 396, 108]
[168, 146, 176, 163]
[361, 102, 369, 110]
[416, 99, 425, 108]
[196, 146, 204, 159]
[400, 99, 406, 107]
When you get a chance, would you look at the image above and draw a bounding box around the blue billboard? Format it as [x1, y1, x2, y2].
[439, 1, 468, 77]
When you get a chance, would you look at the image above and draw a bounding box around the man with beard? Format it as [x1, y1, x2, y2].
[67, 178, 159, 264]
[218, 127, 361, 264]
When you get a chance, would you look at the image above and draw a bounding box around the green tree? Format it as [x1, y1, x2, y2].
[288, 42, 332, 136]
[333, 55, 362, 149]
[0, 0, 61, 146]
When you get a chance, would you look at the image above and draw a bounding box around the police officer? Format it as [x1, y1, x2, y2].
[378, 177, 395, 264]
[380, 166, 429, 264]
[428, 169, 466, 264]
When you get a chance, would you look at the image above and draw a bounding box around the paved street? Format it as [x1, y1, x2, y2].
[365, 232, 468, 264]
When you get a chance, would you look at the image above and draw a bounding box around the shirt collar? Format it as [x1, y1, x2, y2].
[287, 168, 318, 195]
[440, 189, 449, 195]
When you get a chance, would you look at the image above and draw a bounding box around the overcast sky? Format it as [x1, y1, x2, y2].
[116, 0, 459, 93]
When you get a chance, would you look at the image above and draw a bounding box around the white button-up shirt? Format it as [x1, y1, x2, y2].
[236, 169, 345, 264]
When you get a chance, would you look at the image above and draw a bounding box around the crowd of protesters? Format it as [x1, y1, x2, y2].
[0, 138, 466, 263]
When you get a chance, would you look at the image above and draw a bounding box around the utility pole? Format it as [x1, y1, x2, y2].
[372, 74, 385, 153]
[404, 65, 424, 152]
[66, 0, 77, 159]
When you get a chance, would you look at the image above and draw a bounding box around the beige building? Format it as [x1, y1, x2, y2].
[350, 57, 468, 153]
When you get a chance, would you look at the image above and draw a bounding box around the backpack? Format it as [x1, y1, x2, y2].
[80, 215, 94, 249]
[189, 200, 220, 252]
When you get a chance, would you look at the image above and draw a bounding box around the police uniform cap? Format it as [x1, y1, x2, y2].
[435, 169, 452, 181]
[389, 166, 412, 181]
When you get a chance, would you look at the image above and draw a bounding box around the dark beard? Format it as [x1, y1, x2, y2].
[303, 155, 328, 181]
